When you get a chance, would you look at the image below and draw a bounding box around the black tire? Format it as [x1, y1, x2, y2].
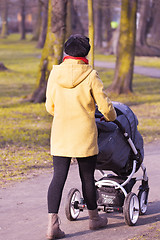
[123, 192, 139, 226]
[138, 189, 149, 215]
[65, 188, 81, 221]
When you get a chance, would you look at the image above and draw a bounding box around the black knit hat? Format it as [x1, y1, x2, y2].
[64, 34, 90, 57]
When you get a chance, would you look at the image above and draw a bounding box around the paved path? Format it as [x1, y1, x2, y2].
[0, 141, 160, 240]
[95, 61, 160, 78]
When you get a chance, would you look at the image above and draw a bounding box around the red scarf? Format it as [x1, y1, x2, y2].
[63, 56, 89, 64]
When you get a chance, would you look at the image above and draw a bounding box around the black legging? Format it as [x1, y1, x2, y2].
[48, 155, 97, 213]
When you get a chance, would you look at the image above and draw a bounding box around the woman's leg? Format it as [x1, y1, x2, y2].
[77, 155, 108, 230]
[47, 156, 70, 239]
[47, 156, 71, 213]
[77, 155, 97, 210]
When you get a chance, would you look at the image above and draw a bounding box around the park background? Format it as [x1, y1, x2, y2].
[0, 0, 160, 186]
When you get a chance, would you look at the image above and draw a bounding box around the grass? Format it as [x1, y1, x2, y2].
[98, 67, 160, 143]
[0, 34, 53, 186]
[0, 33, 160, 186]
[129, 221, 160, 240]
[95, 53, 160, 68]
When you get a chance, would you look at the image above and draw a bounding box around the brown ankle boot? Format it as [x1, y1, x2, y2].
[46, 213, 65, 239]
[88, 209, 108, 230]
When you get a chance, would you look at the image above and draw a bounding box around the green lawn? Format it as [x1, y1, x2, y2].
[0, 34, 52, 185]
[98, 67, 160, 143]
[95, 53, 160, 68]
[0, 34, 160, 186]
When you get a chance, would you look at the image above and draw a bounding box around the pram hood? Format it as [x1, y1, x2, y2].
[96, 102, 144, 176]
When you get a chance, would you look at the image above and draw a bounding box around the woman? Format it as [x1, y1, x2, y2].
[45, 34, 117, 239]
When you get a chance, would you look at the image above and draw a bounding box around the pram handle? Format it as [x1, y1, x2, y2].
[113, 119, 140, 157]
[113, 119, 127, 136]
[98, 117, 142, 162]
[99, 117, 127, 136]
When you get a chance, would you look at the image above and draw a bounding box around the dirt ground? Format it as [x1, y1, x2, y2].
[0, 140, 160, 240]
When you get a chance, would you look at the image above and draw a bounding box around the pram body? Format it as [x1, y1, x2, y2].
[65, 102, 149, 226]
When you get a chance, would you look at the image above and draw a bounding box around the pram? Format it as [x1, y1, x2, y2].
[65, 102, 149, 226]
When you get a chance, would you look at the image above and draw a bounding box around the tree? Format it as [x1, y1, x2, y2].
[66, 0, 73, 39]
[103, 0, 115, 54]
[135, 0, 160, 56]
[149, 0, 160, 44]
[136, 0, 151, 46]
[95, 0, 103, 48]
[31, 0, 67, 103]
[0, 0, 8, 38]
[0, 0, 11, 73]
[71, 1, 85, 36]
[0, 62, 8, 71]
[32, 0, 42, 41]
[105, 0, 112, 45]
[37, 0, 49, 48]
[19, 0, 26, 40]
[88, 0, 94, 67]
[108, 0, 137, 94]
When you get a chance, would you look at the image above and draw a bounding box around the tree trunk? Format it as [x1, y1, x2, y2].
[66, 0, 73, 39]
[95, 1, 103, 48]
[30, 0, 67, 103]
[106, 26, 120, 55]
[71, 3, 85, 35]
[149, 0, 160, 44]
[0, 62, 8, 71]
[32, 0, 42, 41]
[104, 0, 114, 53]
[108, 0, 137, 94]
[135, 0, 160, 56]
[37, 0, 49, 48]
[136, 0, 150, 46]
[104, 0, 112, 43]
[88, 0, 94, 68]
[0, 0, 8, 38]
[19, 0, 26, 40]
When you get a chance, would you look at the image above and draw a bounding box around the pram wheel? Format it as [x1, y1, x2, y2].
[123, 192, 139, 226]
[138, 189, 149, 215]
[65, 188, 81, 221]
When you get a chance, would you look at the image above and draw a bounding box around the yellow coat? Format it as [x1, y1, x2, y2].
[45, 59, 116, 157]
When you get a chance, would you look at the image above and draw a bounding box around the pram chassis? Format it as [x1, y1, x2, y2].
[65, 119, 149, 226]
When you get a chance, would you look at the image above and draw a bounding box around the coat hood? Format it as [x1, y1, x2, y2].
[53, 60, 93, 89]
